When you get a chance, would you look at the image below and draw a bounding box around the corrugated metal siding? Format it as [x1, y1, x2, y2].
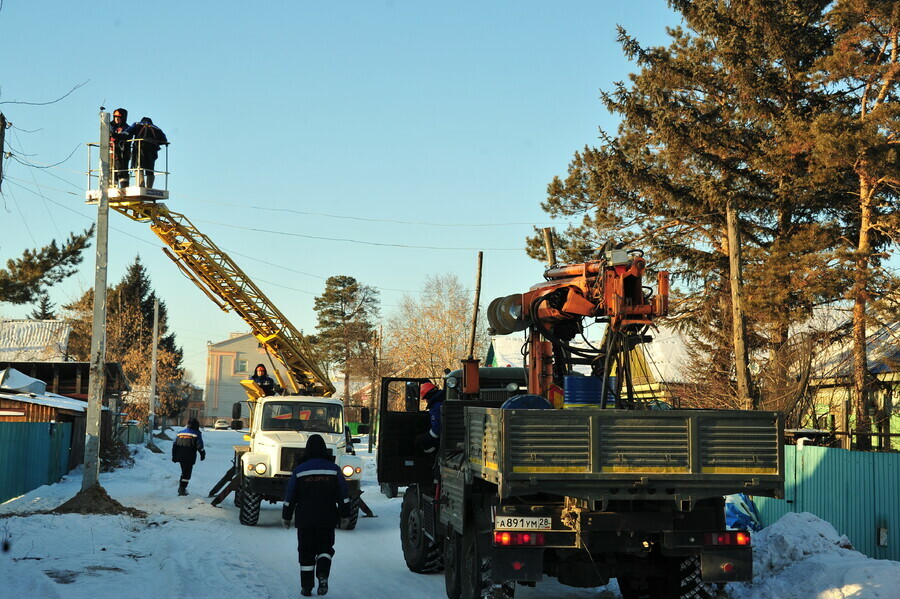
[0, 421, 73, 504]
[756, 445, 900, 561]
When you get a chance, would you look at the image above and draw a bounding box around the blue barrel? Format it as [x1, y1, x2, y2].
[563, 375, 602, 407]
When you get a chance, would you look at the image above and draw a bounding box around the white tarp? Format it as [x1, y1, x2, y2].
[0, 367, 47, 394]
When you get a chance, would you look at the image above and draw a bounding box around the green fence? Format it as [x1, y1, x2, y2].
[0, 421, 73, 505]
[756, 444, 900, 561]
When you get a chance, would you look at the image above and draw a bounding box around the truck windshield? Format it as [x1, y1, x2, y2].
[260, 402, 343, 433]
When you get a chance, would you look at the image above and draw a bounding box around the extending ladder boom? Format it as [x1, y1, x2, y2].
[111, 199, 335, 396]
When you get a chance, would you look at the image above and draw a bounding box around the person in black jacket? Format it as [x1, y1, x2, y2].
[172, 417, 205, 496]
[251, 363, 276, 396]
[126, 116, 168, 188]
[282, 434, 350, 597]
[109, 108, 131, 188]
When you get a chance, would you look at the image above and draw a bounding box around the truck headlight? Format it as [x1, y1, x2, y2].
[253, 463, 267, 475]
[342, 465, 354, 477]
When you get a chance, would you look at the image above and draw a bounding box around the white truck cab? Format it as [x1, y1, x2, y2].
[235, 396, 364, 527]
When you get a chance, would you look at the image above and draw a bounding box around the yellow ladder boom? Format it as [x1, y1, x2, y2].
[111, 199, 335, 397]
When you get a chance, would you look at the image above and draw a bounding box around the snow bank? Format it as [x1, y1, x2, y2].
[729, 512, 900, 599]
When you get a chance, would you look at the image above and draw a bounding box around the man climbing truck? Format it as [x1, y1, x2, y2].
[377, 246, 784, 599]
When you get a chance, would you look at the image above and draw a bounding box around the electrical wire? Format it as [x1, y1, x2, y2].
[194, 218, 524, 251]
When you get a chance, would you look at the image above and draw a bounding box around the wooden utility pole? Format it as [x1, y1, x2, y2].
[83, 110, 111, 491]
[542, 228, 557, 267]
[725, 198, 755, 409]
[147, 298, 160, 451]
[0, 113, 6, 193]
[466, 252, 484, 360]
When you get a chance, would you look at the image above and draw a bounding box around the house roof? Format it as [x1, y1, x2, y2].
[814, 321, 900, 378]
[0, 367, 90, 413]
[0, 319, 72, 362]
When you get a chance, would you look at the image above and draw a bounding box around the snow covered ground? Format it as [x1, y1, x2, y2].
[2, 429, 899, 599]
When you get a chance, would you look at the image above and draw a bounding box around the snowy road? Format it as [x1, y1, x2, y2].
[2, 429, 898, 599]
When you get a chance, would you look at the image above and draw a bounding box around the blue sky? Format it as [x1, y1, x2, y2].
[1, 1, 682, 386]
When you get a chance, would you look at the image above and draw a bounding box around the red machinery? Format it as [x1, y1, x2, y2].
[487, 249, 669, 404]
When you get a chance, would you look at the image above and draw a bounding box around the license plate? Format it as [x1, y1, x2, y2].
[494, 516, 551, 530]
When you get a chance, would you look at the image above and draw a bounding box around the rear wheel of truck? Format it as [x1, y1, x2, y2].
[400, 488, 443, 573]
[652, 556, 715, 599]
[381, 482, 399, 498]
[339, 495, 360, 530]
[444, 529, 462, 599]
[461, 519, 514, 599]
[239, 490, 261, 526]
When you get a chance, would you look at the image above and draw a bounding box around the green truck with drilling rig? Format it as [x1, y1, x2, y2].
[377, 248, 784, 599]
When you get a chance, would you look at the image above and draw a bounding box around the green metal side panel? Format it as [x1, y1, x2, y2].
[756, 445, 900, 562]
[873, 451, 900, 561]
[0, 422, 73, 505]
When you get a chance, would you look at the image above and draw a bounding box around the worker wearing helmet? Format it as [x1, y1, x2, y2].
[416, 382, 445, 454]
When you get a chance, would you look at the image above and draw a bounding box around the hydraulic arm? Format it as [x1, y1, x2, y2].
[111, 199, 334, 396]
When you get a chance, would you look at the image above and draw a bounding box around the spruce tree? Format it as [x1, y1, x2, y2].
[0, 227, 94, 305]
[29, 293, 56, 320]
[313, 275, 380, 402]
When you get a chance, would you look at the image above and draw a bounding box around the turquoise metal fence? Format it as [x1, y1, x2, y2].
[0, 421, 73, 505]
[756, 444, 900, 561]
[117, 423, 145, 445]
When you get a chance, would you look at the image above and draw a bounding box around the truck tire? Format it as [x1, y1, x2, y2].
[381, 482, 399, 498]
[239, 490, 261, 526]
[339, 496, 360, 530]
[650, 556, 714, 599]
[461, 520, 514, 599]
[671, 556, 715, 599]
[444, 529, 462, 599]
[400, 488, 443, 573]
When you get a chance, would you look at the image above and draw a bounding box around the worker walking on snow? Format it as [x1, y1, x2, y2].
[172, 417, 205, 496]
[282, 434, 350, 596]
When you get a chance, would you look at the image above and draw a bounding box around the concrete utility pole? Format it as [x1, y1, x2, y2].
[83, 110, 112, 491]
[725, 198, 756, 410]
[147, 298, 160, 450]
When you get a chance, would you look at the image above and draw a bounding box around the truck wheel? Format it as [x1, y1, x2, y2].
[444, 529, 462, 599]
[339, 496, 360, 530]
[461, 520, 514, 599]
[400, 488, 444, 573]
[653, 556, 714, 599]
[239, 490, 261, 526]
[381, 482, 399, 498]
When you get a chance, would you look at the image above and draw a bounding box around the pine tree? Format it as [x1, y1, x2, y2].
[530, 0, 852, 409]
[29, 293, 56, 320]
[809, 0, 899, 448]
[0, 227, 94, 305]
[63, 255, 186, 424]
[313, 275, 380, 402]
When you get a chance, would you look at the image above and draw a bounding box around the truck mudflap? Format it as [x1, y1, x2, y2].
[700, 547, 752, 583]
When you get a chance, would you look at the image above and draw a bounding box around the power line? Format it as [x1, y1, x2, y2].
[180, 193, 553, 228]
[195, 218, 524, 251]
